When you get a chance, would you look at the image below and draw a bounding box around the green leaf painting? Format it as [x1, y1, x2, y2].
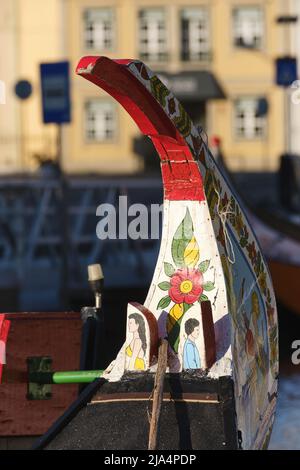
[182, 302, 193, 314]
[157, 295, 171, 310]
[200, 294, 209, 302]
[171, 208, 194, 268]
[158, 281, 171, 291]
[198, 259, 210, 273]
[203, 281, 215, 292]
[164, 262, 175, 277]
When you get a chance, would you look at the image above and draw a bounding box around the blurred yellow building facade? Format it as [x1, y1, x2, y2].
[0, 0, 294, 174]
[0, 0, 63, 173]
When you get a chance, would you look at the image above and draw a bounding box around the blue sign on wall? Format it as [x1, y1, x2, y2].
[275, 57, 298, 87]
[40, 61, 71, 123]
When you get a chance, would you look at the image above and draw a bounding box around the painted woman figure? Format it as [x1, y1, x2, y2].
[125, 313, 147, 371]
[183, 318, 201, 369]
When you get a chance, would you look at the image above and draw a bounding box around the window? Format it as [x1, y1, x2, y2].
[234, 98, 266, 139]
[85, 100, 117, 142]
[181, 7, 211, 61]
[138, 8, 168, 62]
[233, 6, 264, 49]
[83, 8, 114, 50]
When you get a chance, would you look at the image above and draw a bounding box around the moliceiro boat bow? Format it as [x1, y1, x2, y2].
[39, 56, 278, 450]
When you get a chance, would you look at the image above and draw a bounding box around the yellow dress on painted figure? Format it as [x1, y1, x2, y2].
[125, 345, 145, 370]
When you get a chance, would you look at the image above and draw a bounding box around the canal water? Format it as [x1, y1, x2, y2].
[268, 303, 300, 450]
[269, 373, 300, 449]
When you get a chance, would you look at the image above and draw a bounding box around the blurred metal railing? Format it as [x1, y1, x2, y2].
[0, 176, 163, 309]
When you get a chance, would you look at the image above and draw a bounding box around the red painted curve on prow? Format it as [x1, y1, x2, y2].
[76, 56, 204, 202]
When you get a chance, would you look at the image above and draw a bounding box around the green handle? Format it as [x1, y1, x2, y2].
[52, 370, 104, 384]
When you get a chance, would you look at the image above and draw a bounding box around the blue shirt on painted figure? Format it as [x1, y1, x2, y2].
[183, 338, 201, 369]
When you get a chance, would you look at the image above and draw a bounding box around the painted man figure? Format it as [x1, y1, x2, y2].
[183, 318, 201, 369]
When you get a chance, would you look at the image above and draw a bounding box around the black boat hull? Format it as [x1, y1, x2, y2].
[42, 373, 238, 450]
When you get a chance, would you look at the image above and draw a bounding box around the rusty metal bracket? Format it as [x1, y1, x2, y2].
[27, 356, 52, 400]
